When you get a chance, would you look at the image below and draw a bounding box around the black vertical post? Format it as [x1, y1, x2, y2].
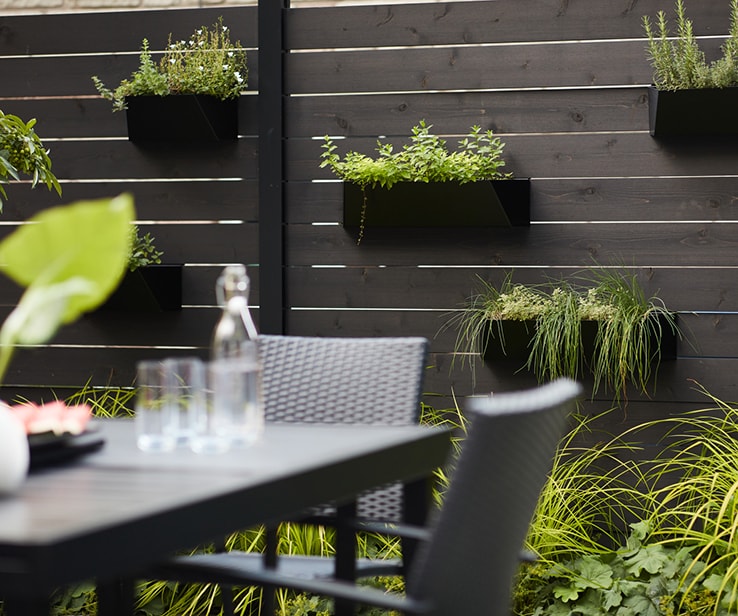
[258, 0, 287, 334]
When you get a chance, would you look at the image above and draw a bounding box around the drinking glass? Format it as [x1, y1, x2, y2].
[163, 357, 205, 447]
[135, 360, 177, 452]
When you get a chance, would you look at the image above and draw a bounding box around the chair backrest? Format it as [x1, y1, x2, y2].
[407, 378, 582, 616]
[257, 335, 428, 424]
[256, 335, 429, 520]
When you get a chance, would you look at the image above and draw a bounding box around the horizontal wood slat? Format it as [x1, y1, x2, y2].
[285, 0, 732, 49]
[0, 53, 260, 96]
[285, 223, 738, 267]
[284, 42, 655, 94]
[285, 88, 650, 137]
[1, 180, 257, 222]
[0, 97, 259, 139]
[0, 7, 257, 55]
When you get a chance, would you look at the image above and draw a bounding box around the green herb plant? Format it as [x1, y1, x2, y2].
[449, 268, 679, 402]
[0, 110, 61, 211]
[92, 17, 247, 112]
[128, 225, 163, 272]
[643, 0, 738, 90]
[320, 120, 511, 242]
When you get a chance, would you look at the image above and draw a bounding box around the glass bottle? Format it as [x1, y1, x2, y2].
[199, 265, 263, 451]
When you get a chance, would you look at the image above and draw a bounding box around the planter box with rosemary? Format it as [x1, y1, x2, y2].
[450, 270, 680, 402]
[643, 0, 738, 137]
[321, 121, 525, 239]
[92, 17, 246, 143]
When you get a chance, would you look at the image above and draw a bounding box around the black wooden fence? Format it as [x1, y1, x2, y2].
[0, 1, 737, 432]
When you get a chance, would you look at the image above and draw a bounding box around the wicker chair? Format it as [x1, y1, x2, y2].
[154, 377, 581, 615]
[150, 335, 430, 612]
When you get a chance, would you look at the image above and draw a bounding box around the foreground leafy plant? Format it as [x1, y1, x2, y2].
[643, 0, 738, 90]
[0, 195, 134, 382]
[0, 110, 61, 210]
[92, 17, 247, 111]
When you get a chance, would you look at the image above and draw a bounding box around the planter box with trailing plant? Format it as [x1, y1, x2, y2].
[92, 17, 246, 143]
[342, 178, 530, 228]
[322, 121, 519, 240]
[125, 95, 238, 142]
[643, 1, 738, 137]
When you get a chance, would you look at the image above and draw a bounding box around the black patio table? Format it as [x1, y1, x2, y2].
[0, 418, 451, 616]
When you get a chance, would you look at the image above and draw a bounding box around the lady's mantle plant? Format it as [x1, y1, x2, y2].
[643, 0, 738, 90]
[0, 111, 61, 210]
[92, 17, 247, 111]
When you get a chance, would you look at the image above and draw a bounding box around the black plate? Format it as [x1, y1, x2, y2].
[28, 429, 105, 471]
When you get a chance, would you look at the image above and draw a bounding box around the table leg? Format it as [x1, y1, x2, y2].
[334, 500, 357, 616]
[402, 476, 434, 574]
[97, 577, 136, 616]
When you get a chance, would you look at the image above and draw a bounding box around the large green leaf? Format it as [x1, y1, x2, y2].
[0, 194, 135, 381]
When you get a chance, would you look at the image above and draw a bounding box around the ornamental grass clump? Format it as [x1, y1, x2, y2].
[449, 269, 678, 402]
[0, 110, 61, 210]
[643, 0, 738, 90]
[92, 17, 247, 111]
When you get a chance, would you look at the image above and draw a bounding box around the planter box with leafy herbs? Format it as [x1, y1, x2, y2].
[449, 269, 680, 402]
[644, 0, 738, 137]
[92, 18, 246, 143]
[321, 121, 528, 240]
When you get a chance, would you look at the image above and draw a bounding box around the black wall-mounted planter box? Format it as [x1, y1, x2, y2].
[481, 314, 678, 364]
[125, 95, 238, 142]
[648, 86, 738, 137]
[343, 179, 531, 229]
[99, 264, 182, 312]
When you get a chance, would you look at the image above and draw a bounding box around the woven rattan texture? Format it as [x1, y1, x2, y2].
[256, 335, 428, 521]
